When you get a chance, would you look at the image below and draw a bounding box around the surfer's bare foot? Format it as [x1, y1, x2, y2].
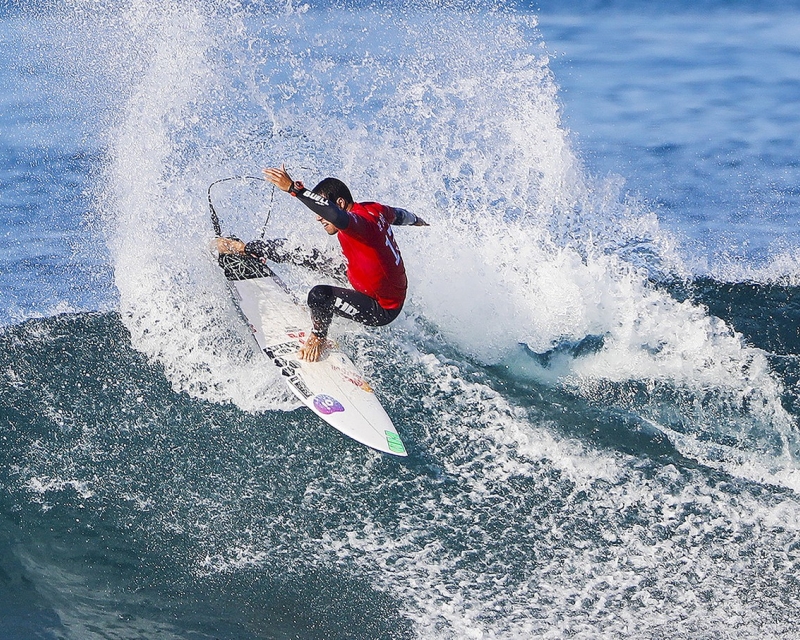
[299, 333, 330, 362]
[216, 237, 245, 254]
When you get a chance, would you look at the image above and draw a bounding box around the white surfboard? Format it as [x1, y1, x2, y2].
[218, 253, 407, 456]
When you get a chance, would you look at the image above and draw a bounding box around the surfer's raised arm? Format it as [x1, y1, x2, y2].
[263, 165, 350, 229]
[263, 165, 428, 228]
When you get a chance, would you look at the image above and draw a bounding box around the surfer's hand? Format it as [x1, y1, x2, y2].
[412, 215, 429, 226]
[298, 333, 330, 362]
[263, 164, 294, 192]
[216, 237, 246, 254]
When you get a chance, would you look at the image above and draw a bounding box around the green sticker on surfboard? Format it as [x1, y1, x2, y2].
[385, 431, 406, 454]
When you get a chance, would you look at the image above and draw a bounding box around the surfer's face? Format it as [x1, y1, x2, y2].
[316, 215, 339, 235]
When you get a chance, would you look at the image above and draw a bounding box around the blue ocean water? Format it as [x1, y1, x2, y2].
[543, 6, 800, 273]
[2, 1, 800, 638]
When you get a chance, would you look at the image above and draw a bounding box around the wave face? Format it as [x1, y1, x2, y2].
[2, 1, 800, 638]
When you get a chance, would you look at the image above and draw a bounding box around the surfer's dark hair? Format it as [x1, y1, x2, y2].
[312, 178, 353, 206]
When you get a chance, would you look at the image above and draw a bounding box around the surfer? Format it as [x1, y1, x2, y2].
[217, 165, 427, 362]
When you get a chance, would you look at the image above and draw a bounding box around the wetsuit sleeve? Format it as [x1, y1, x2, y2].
[246, 238, 347, 282]
[293, 189, 351, 229]
[245, 238, 293, 263]
[292, 248, 347, 282]
[391, 207, 419, 226]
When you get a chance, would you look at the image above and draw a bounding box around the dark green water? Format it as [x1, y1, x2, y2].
[2, 292, 799, 638]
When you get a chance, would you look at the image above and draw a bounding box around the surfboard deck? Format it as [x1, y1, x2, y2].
[218, 253, 407, 456]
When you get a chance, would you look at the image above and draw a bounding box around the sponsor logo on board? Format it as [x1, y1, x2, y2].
[385, 431, 406, 454]
[265, 341, 296, 357]
[289, 376, 313, 399]
[330, 363, 373, 392]
[313, 394, 345, 415]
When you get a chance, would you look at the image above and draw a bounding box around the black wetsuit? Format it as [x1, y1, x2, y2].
[244, 238, 402, 338]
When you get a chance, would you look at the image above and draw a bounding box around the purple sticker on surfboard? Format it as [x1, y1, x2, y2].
[313, 394, 345, 415]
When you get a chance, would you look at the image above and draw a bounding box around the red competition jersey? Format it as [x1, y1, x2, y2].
[338, 202, 407, 309]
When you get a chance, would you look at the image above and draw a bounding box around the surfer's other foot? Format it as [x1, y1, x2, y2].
[216, 237, 245, 255]
[299, 334, 331, 362]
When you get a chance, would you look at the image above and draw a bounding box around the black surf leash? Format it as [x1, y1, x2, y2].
[207, 175, 275, 240]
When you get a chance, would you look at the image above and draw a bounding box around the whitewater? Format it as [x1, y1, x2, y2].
[1, 1, 799, 638]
